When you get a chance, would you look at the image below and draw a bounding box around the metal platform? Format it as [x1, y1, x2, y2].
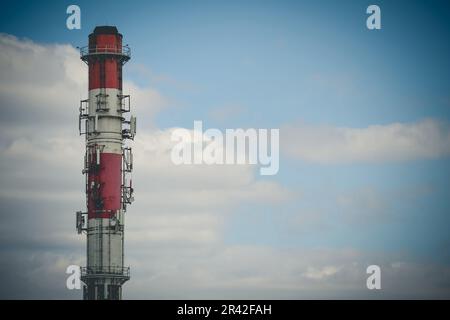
[80, 45, 131, 64]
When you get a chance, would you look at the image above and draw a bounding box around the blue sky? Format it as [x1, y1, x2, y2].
[1, 0, 450, 298]
[3, 0, 450, 126]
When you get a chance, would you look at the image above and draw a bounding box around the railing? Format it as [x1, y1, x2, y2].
[81, 266, 130, 278]
[80, 45, 131, 58]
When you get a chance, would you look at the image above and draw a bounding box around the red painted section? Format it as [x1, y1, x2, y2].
[88, 33, 123, 90]
[89, 60, 122, 90]
[88, 153, 122, 219]
[95, 34, 122, 50]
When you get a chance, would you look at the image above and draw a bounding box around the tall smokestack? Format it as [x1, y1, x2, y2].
[76, 26, 135, 300]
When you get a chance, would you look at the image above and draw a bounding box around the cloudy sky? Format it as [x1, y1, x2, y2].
[1, 0, 450, 299]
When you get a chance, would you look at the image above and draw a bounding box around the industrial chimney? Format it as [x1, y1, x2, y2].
[76, 26, 136, 300]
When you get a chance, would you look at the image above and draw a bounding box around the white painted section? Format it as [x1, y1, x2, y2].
[87, 212, 125, 271]
[86, 88, 124, 155]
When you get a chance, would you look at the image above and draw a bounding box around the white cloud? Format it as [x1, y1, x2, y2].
[303, 266, 340, 280]
[125, 245, 450, 299]
[282, 119, 450, 164]
[127, 128, 292, 247]
[123, 82, 167, 130]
